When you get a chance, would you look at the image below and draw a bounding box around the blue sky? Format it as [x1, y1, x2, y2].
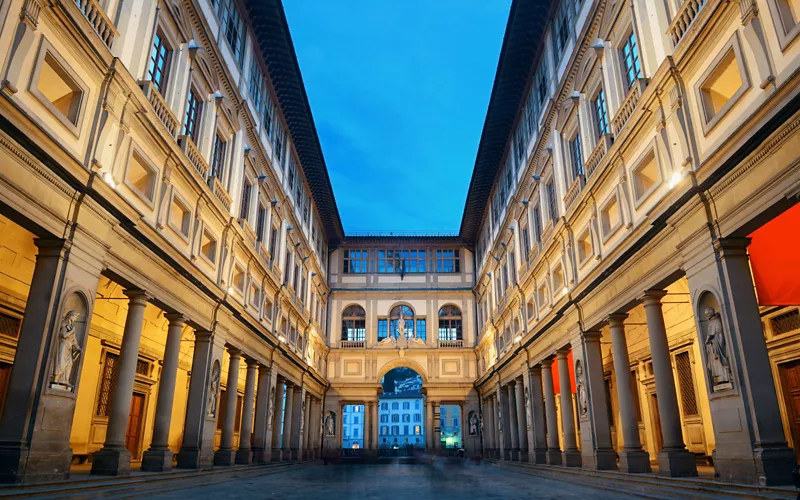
[282, 0, 512, 233]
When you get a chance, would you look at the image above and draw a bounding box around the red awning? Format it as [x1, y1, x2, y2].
[749, 203, 800, 306]
[551, 350, 576, 394]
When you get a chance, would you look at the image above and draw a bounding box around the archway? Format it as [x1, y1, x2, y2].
[378, 367, 425, 456]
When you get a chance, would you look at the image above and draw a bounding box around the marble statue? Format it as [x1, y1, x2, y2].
[469, 412, 479, 436]
[267, 387, 275, 429]
[207, 362, 221, 417]
[397, 314, 406, 338]
[525, 390, 532, 429]
[704, 306, 732, 390]
[53, 310, 81, 388]
[576, 361, 588, 416]
[324, 412, 335, 436]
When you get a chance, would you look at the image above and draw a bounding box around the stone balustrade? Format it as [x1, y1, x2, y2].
[72, 0, 117, 49]
[611, 79, 647, 136]
[178, 135, 210, 181]
[668, 0, 707, 47]
[139, 80, 179, 138]
[339, 340, 365, 349]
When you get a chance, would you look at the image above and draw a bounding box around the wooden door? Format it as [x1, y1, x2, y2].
[779, 360, 800, 457]
[126, 393, 145, 459]
[650, 393, 663, 454]
[0, 363, 12, 418]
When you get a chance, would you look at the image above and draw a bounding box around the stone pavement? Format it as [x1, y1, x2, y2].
[145, 463, 643, 499]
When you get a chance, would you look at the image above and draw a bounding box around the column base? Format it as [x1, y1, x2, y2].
[213, 448, 236, 466]
[562, 449, 582, 467]
[511, 448, 520, 461]
[281, 448, 293, 461]
[235, 447, 252, 465]
[500, 449, 511, 460]
[518, 450, 529, 462]
[582, 448, 617, 470]
[714, 447, 796, 486]
[0, 444, 72, 484]
[90, 446, 132, 476]
[271, 448, 282, 461]
[141, 448, 174, 472]
[176, 446, 214, 469]
[545, 448, 562, 465]
[252, 447, 271, 464]
[619, 449, 651, 473]
[657, 448, 698, 477]
[529, 449, 547, 464]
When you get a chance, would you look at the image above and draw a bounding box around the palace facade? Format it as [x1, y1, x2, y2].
[0, 0, 797, 490]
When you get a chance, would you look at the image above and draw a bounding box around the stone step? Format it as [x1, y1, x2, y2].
[488, 460, 796, 500]
[0, 461, 316, 499]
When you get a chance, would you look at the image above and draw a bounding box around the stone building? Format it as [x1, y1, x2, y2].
[341, 405, 363, 449]
[378, 392, 425, 449]
[0, 0, 798, 490]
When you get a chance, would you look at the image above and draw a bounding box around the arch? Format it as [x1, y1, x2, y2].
[438, 304, 463, 341]
[341, 304, 366, 342]
[342, 304, 366, 317]
[389, 303, 415, 317]
[438, 304, 462, 316]
[377, 358, 428, 384]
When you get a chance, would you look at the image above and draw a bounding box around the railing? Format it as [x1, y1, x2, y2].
[439, 339, 463, 348]
[178, 135, 209, 180]
[668, 0, 707, 47]
[377, 446, 419, 457]
[611, 78, 647, 136]
[340, 340, 365, 349]
[258, 241, 271, 264]
[72, 0, 117, 49]
[139, 81, 179, 137]
[211, 177, 232, 212]
[563, 174, 585, 210]
[585, 134, 612, 179]
[239, 218, 257, 247]
[340, 448, 363, 457]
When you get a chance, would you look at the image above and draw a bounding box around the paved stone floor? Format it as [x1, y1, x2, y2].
[146, 463, 644, 499]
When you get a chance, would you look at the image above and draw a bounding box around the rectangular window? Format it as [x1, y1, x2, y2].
[377, 319, 388, 341]
[183, 88, 202, 142]
[274, 125, 285, 165]
[522, 225, 530, 258]
[211, 134, 227, 180]
[343, 250, 369, 273]
[217, 0, 246, 65]
[415, 319, 426, 341]
[256, 203, 266, 241]
[263, 91, 274, 137]
[546, 181, 558, 222]
[533, 206, 542, 243]
[377, 250, 396, 273]
[570, 133, 584, 177]
[554, 0, 571, 54]
[436, 249, 460, 273]
[34, 50, 85, 130]
[249, 59, 264, 116]
[148, 30, 171, 94]
[621, 32, 643, 89]
[95, 352, 119, 417]
[593, 89, 610, 137]
[675, 351, 699, 417]
[268, 226, 278, 261]
[240, 179, 252, 220]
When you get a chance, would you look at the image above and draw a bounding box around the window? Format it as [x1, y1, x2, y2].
[381, 402, 388, 411]
[675, 352, 699, 417]
[593, 89, 610, 137]
[390, 305, 415, 338]
[233, 265, 245, 293]
[453, 418, 459, 427]
[268, 226, 278, 262]
[148, 30, 172, 94]
[773, 0, 800, 42]
[402, 402, 410, 410]
[33, 49, 85, 131]
[169, 194, 191, 238]
[376, 249, 427, 274]
[201, 229, 218, 264]
[125, 150, 157, 204]
[532, 206, 542, 243]
[632, 150, 660, 202]
[522, 224, 531, 258]
[343, 250, 369, 273]
[376, 250, 395, 273]
[414, 414, 421, 422]
[95, 352, 119, 417]
[263, 91, 274, 137]
[341, 305, 366, 341]
[216, 0, 246, 65]
[569, 133, 583, 178]
[380, 414, 388, 423]
[600, 195, 621, 238]
[256, 203, 266, 241]
[576, 228, 592, 264]
[274, 125, 285, 166]
[240, 179, 252, 220]
[546, 181, 558, 222]
[621, 32, 643, 89]
[436, 249, 460, 273]
[552, 265, 565, 294]
[438, 305, 462, 341]
[415, 319, 426, 341]
[183, 88, 202, 142]
[553, 0, 571, 54]
[698, 40, 748, 130]
[211, 134, 227, 180]
[414, 425, 421, 435]
[249, 60, 264, 115]
[377, 319, 388, 341]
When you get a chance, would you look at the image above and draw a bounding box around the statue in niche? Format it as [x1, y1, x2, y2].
[267, 387, 276, 430]
[703, 306, 733, 391]
[324, 411, 335, 436]
[469, 412, 479, 436]
[575, 361, 588, 417]
[52, 310, 82, 389]
[397, 314, 406, 339]
[207, 362, 221, 417]
[525, 389, 532, 429]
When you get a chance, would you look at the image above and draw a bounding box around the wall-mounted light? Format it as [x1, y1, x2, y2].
[561, 286, 569, 296]
[668, 169, 685, 189]
[227, 286, 234, 294]
[514, 334, 522, 343]
[508, 225, 515, 232]
[278, 334, 286, 343]
[270, 198, 278, 205]
[531, 174, 541, 181]
[492, 256, 501, 262]
[295, 242, 302, 247]
[522, 199, 529, 205]
[102, 171, 116, 188]
[287, 225, 293, 231]
[487, 272, 493, 277]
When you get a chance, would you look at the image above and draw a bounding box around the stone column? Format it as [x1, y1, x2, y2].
[484, 396, 495, 456]
[235, 359, 258, 464]
[214, 349, 242, 465]
[282, 383, 295, 459]
[290, 385, 305, 458]
[365, 401, 374, 452]
[506, 383, 520, 460]
[370, 400, 379, 453]
[577, 331, 617, 470]
[177, 330, 218, 469]
[608, 314, 650, 472]
[426, 400, 434, 449]
[271, 377, 285, 461]
[642, 290, 697, 477]
[496, 386, 507, 460]
[557, 349, 581, 467]
[0, 239, 102, 484]
[91, 290, 150, 476]
[142, 313, 186, 472]
[514, 377, 528, 461]
[433, 402, 442, 450]
[252, 365, 274, 463]
[541, 358, 562, 465]
[529, 366, 547, 464]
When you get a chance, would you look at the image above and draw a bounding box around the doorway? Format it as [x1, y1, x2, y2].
[126, 393, 145, 459]
[779, 360, 800, 458]
[650, 393, 663, 454]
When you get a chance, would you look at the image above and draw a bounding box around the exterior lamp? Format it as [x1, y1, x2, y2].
[227, 286, 234, 294]
[102, 171, 116, 188]
[561, 286, 569, 296]
[515, 334, 522, 343]
[668, 170, 685, 189]
[278, 334, 286, 343]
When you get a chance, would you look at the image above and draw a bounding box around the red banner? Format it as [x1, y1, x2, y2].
[551, 350, 576, 394]
[749, 203, 800, 306]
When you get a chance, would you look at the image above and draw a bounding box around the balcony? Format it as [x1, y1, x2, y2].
[72, 0, 117, 49]
[139, 81, 179, 137]
[611, 78, 647, 136]
[239, 218, 257, 247]
[668, 0, 707, 48]
[585, 134, 613, 179]
[563, 174, 585, 211]
[178, 135, 209, 181]
[211, 177, 232, 212]
[340, 340, 365, 349]
[439, 339, 463, 348]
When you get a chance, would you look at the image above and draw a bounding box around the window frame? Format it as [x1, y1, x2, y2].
[766, 0, 800, 50]
[183, 86, 203, 143]
[629, 144, 663, 208]
[167, 189, 192, 242]
[620, 30, 643, 92]
[599, 189, 623, 242]
[694, 34, 751, 135]
[147, 28, 173, 95]
[123, 145, 159, 207]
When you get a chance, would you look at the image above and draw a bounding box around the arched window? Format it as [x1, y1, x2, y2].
[341, 305, 366, 341]
[438, 305, 462, 341]
[390, 305, 415, 339]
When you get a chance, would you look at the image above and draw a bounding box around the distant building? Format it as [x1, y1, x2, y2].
[342, 405, 364, 449]
[439, 405, 461, 449]
[379, 392, 425, 448]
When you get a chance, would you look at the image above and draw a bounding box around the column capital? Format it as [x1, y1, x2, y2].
[164, 313, 186, 326]
[641, 289, 667, 306]
[258, 364, 271, 376]
[194, 329, 214, 342]
[244, 357, 259, 368]
[227, 348, 243, 360]
[713, 237, 751, 257]
[124, 289, 151, 305]
[555, 348, 570, 359]
[580, 330, 602, 342]
[541, 358, 554, 368]
[607, 313, 628, 326]
[33, 237, 69, 256]
[529, 364, 542, 375]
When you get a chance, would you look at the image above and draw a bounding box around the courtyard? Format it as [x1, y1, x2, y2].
[146, 464, 638, 499]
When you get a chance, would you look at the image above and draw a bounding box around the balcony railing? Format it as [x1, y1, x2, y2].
[239, 218, 257, 246]
[563, 174, 585, 210]
[139, 80, 179, 138]
[178, 135, 209, 180]
[211, 177, 232, 212]
[668, 0, 707, 47]
[340, 340, 365, 349]
[72, 0, 117, 49]
[611, 79, 647, 136]
[439, 339, 463, 348]
[585, 134, 613, 179]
